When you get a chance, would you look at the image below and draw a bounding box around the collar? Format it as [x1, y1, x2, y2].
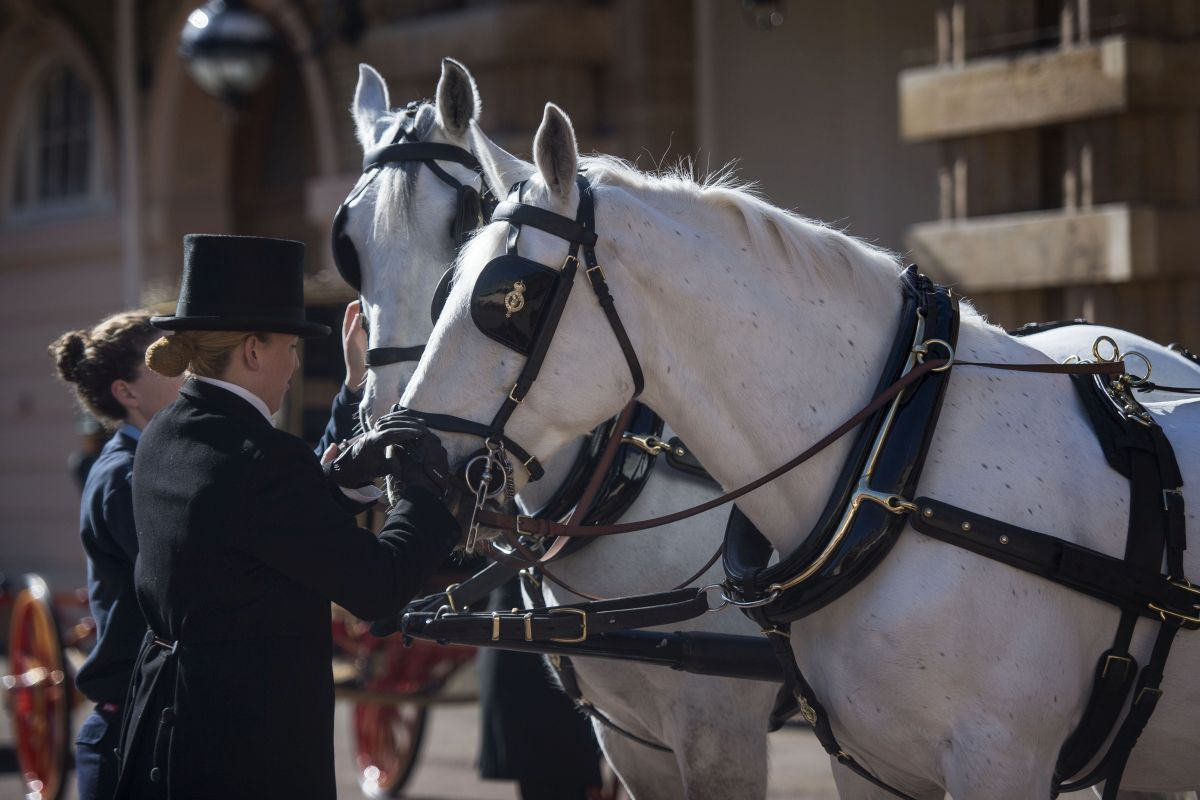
[118, 423, 142, 443]
[191, 376, 275, 426]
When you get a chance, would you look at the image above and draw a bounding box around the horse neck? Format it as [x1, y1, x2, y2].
[604, 181, 905, 554]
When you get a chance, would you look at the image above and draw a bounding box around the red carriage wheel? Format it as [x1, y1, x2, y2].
[4, 575, 72, 800]
[353, 702, 427, 798]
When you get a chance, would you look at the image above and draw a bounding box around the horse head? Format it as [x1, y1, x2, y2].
[400, 104, 656, 501]
[339, 58, 530, 427]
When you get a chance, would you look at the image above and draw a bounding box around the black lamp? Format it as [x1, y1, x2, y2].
[179, 0, 279, 105]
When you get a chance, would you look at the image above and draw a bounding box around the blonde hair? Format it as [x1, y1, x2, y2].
[49, 310, 158, 427]
[145, 330, 272, 378]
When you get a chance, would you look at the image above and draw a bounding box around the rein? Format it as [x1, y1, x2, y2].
[472, 356, 1126, 542]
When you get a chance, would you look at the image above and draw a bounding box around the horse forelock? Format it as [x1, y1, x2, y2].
[371, 103, 440, 239]
[578, 154, 905, 298]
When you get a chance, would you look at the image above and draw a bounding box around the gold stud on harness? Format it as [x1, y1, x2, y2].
[504, 280, 526, 318]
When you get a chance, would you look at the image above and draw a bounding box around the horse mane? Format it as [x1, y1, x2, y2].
[369, 103, 440, 238]
[579, 154, 907, 296]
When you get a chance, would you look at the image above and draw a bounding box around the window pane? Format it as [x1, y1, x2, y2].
[11, 63, 95, 209]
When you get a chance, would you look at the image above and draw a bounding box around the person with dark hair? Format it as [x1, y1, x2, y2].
[49, 310, 185, 800]
[113, 234, 458, 800]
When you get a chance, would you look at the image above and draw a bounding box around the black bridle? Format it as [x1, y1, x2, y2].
[330, 102, 495, 369]
[402, 174, 644, 546]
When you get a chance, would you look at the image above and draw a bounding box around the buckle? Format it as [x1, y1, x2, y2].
[515, 514, 536, 536]
[152, 637, 179, 655]
[444, 582, 461, 613]
[491, 611, 502, 642]
[586, 263, 607, 282]
[548, 607, 588, 643]
[1101, 654, 1131, 678]
[523, 612, 534, 642]
[1148, 602, 1200, 626]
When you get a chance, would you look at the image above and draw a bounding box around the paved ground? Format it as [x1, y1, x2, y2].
[0, 665, 839, 799]
[2, 660, 1185, 799]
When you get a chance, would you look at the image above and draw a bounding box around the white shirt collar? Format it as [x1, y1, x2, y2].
[192, 376, 274, 426]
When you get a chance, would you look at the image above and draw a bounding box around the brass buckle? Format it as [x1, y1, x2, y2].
[586, 263, 606, 282]
[444, 582, 462, 613]
[1170, 576, 1200, 596]
[547, 607, 588, 643]
[491, 611, 502, 641]
[516, 514, 535, 536]
[508, 384, 524, 404]
[912, 338, 955, 372]
[1101, 654, 1131, 678]
[1148, 602, 1200, 626]
[522, 612, 534, 642]
[620, 433, 682, 457]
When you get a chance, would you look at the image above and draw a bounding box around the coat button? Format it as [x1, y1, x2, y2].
[161, 707, 175, 724]
[150, 767, 162, 783]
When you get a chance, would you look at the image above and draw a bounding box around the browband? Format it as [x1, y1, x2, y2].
[363, 141, 483, 172]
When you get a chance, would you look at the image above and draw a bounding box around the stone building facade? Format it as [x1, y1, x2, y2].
[902, 0, 1200, 341]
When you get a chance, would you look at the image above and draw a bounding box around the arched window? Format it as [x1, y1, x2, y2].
[9, 62, 97, 214]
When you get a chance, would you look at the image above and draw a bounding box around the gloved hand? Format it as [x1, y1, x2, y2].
[327, 416, 441, 490]
[372, 412, 451, 500]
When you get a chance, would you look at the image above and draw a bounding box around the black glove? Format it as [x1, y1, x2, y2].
[372, 413, 451, 500]
[326, 423, 433, 489]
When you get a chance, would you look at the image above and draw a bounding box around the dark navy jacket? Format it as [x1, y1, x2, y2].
[76, 427, 144, 705]
[315, 382, 362, 456]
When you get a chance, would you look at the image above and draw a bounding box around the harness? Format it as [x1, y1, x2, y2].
[394, 172, 1196, 797]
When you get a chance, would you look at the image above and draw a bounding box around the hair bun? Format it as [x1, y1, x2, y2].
[145, 334, 194, 377]
[51, 331, 89, 383]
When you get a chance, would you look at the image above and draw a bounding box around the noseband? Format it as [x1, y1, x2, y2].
[330, 102, 495, 368]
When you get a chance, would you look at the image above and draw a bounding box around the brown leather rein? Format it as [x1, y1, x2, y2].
[475, 357, 1128, 545]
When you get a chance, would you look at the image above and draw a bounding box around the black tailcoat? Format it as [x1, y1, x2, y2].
[115, 379, 457, 799]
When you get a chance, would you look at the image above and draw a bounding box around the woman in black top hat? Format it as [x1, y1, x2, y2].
[114, 234, 459, 800]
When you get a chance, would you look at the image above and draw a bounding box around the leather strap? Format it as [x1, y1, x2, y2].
[363, 141, 482, 172]
[474, 357, 1125, 540]
[364, 345, 426, 367]
[492, 201, 599, 246]
[403, 588, 710, 644]
[400, 409, 544, 481]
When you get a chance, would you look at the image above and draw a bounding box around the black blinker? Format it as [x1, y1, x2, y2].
[470, 254, 563, 356]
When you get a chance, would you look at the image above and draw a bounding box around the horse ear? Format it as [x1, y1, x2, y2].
[436, 58, 481, 138]
[352, 63, 390, 148]
[534, 103, 578, 199]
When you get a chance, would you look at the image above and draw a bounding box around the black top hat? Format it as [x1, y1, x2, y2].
[151, 234, 331, 338]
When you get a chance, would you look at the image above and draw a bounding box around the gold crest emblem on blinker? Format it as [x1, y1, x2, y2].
[504, 281, 527, 318]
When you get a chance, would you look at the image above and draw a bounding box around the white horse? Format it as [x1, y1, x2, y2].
[346, 61, 777, 800]
[398, 99, 1200, 799]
